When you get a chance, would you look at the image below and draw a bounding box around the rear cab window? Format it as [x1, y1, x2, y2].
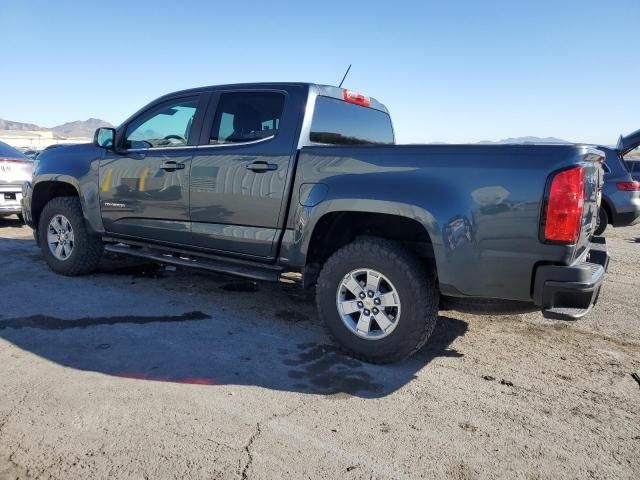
[310, 96, 394, 146]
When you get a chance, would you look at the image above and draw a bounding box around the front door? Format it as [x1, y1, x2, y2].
[100, 95, 205, 244]
[189, 90, 298, 258]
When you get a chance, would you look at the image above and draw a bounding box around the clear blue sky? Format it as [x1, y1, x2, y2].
[1, 0, 637, 144]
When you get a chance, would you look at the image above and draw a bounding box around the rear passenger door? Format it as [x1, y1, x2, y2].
[189, 89, 300, 258]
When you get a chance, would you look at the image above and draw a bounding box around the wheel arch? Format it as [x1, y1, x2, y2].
[31, 175, 103, 234]
[295, 203, 443, 287]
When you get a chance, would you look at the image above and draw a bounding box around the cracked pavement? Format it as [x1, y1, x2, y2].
[1, 215, 639, 479]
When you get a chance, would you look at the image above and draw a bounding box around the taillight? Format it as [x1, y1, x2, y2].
[543, 166, 585, 244]
[343, 89, 371, 107]
[616, 181, 640, 191]
[0, 157, 30, 164]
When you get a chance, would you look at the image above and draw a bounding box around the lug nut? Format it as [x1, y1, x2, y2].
[374, 298, 381, 305]
[357, 301, 364, 308]
[359, 292, 366, 299]
[372, 307, 379, 315]
[367, 290, 374, 298]
[363, 309, 370, 316]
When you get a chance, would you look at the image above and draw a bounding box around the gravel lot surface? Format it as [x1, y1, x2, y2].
[1, 215, 639, 479]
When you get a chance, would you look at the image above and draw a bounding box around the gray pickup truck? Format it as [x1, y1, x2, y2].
[22, 82, 608, 363]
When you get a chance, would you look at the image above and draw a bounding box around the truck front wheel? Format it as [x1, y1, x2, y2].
[38, 197, 103, 276]
[316, 237, 438, 364]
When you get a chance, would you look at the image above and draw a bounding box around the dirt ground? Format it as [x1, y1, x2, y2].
[1, 215, 639, 479]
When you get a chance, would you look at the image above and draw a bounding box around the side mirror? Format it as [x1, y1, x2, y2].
[94, 127, 116, 149]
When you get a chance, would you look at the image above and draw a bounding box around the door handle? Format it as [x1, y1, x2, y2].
[246, 161, 277, 172]
[160, 161, 185, 171]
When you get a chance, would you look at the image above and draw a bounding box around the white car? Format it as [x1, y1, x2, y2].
[0, 140, 34, 220]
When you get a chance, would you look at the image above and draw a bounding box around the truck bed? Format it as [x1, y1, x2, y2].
[286, 143, 603, 302]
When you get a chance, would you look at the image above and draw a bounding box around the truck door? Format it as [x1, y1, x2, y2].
[99, 95, 207, 244]
[189, 89, 300, 258]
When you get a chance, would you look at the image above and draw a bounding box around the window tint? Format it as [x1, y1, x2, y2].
[310, 96, 394, 145]
[0, 140, 28, 159]
[125, 97, 199, 149]
[210, 92, 284, 144]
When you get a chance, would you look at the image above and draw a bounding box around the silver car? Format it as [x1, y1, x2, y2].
[0, 141, 34, 220]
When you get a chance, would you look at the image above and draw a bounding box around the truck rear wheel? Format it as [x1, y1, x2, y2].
[38, 197, 103, 276]
[316, 237, 438, 364]
[594, 207, 608, 235]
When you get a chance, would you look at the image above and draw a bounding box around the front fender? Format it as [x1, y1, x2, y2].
[31, 144, 104, 234]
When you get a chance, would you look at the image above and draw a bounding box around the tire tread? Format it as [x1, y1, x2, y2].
[38, 197, 103, 276]
[316, 237, 438, 364]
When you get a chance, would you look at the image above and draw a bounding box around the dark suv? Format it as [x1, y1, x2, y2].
[594, 129, 640, 234]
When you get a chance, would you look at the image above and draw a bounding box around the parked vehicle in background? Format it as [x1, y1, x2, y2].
[0, 140, 33, 220]
[23, 82, 608, 363]
[22, 149, 40, 159]
[595, 129, 640, 234]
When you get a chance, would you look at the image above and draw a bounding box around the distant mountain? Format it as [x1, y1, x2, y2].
[51, 118, 113, 138]
[0, 119, 46, 131]
[478, 136, 572, 144]
[0, 117, 113, 138]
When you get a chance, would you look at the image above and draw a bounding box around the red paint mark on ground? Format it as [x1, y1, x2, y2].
[114, 372, 217, 385]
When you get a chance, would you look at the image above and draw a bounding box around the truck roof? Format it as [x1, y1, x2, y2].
[159, 82, 390, 114]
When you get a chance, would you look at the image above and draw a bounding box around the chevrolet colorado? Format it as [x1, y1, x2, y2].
[22, 83, 608, 363]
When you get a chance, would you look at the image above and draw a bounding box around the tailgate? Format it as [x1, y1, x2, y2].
[576, 149, 605, 258]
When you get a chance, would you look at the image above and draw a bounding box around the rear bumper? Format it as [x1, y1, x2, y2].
[0, 185, 24, 216]
[606, 192, 640, 227]
[533, 236, 609, 320]
[611, 210, 640, 227]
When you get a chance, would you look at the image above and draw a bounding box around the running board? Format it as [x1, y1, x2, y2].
[104, 243, 285, 282]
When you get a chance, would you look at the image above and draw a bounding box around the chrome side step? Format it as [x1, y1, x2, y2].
[104, 243, 285, 282]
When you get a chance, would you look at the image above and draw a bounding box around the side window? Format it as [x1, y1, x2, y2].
[210, 92, 284, 144]
[125, 97, 199, 149]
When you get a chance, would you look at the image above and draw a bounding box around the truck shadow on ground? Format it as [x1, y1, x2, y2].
[0, 236, 468, 399]
[0, 312, 467, 398]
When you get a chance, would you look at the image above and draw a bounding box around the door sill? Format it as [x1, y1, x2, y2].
[103, 240, 294, 283]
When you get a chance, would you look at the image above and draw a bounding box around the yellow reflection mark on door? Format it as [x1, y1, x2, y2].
[139, 167, 149, 192]
[101, 168, 113, 192]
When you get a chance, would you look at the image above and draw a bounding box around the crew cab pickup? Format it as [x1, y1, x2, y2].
[22, 83, 608, 363]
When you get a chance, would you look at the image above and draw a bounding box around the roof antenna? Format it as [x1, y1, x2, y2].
[338, 64, 352, 88]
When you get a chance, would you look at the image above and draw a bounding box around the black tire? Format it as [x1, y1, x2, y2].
[38, 196, 103, 276]
[594, 207, 608, 235]
[316, 237, 438, 364]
